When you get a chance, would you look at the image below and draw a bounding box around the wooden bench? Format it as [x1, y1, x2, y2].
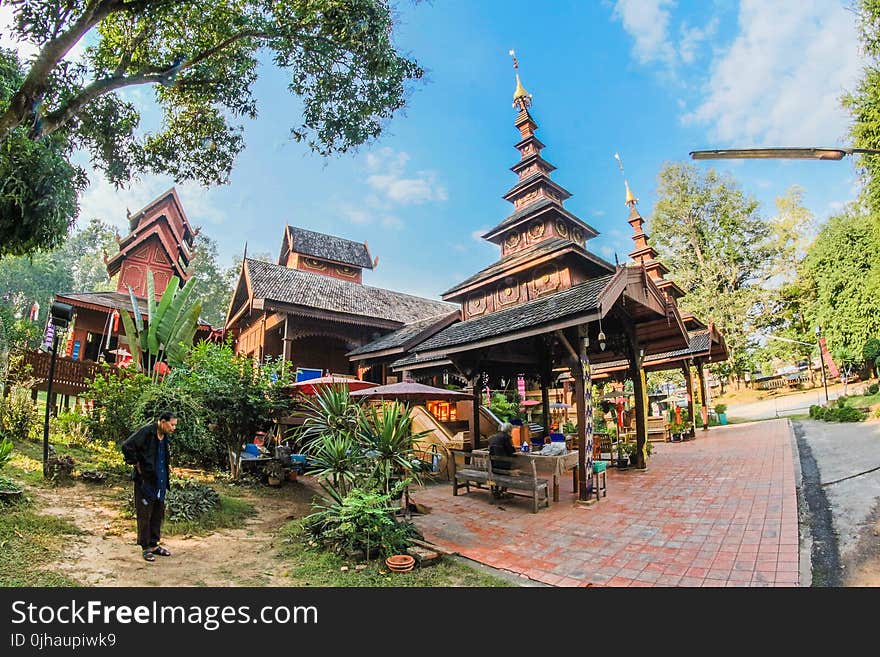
[647, 416, 670, 442]
[451, 450, 550, 513]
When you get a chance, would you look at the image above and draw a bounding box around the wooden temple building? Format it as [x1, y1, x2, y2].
[18, 189, 214, 406]
[224, 226, 457, 378]
[349, 63, 727, 500]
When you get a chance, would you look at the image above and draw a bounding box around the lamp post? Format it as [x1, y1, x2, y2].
[42, 301, 73, 478]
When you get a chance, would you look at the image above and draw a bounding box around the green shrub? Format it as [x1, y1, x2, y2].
[165, 479, 221, 522]
[50, 409, 90, 447]
[44, 449, 75, 481]
[0, 436, 12, 468]
[134, 382, 217, 469]
[868, 383, 879, 395]
[809, 404, 826, 419]
[488, 392, 522, 422]
[304, 486, 420, 558]
[83, 440, 127, 473]
[713, 404, 727, 415]
[0, 385, 38, 441]
[85, 365, 151, 444]
[823, 406, 865, 423]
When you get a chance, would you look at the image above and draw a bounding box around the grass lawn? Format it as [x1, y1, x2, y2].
[276, 521, 511, 587]
[0, 499, 82, 586]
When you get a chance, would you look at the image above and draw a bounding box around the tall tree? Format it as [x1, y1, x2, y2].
[0, 1, 423, 257]
[649, 163, 775, 381]
[189, 233, 235, 327]
[844, 0, 880, 214]
[753, 186, 817, 373]
[800, 206, 880, 356]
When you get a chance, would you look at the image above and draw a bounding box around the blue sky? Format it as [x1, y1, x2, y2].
[2, 1, 864, 300]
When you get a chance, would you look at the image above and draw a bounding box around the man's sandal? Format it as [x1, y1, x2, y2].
[142, 549, 156, 562]
[151, 546, 171, 557]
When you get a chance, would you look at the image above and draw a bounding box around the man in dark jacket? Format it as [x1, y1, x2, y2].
[121, 410, 177, 562]
[487, 422, 517, 499]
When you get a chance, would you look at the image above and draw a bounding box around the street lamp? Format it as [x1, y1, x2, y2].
[42, 301, 73, 477]
[690, 147, 880, 161]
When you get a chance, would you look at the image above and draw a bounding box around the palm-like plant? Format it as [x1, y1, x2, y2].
[358, 402, 429, 496]
[306, 432, 364, 497]
[297, 384, 363, 447]
[119, 271, 202, 378]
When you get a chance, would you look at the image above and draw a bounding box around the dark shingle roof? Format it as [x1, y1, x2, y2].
[287, 226, 373, 269]
[442, 237, 613, 298]
[390, 353, 451, 369]
[481, 198, 599, 241]
[415, 275, 614, 353]
[246, 259, 455, 324]
[347, 312, 457, 356]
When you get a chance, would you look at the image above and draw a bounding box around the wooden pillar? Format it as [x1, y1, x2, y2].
[631, 364, 648, 469]
[696, 362, 709, 430]
[573, 368, 589, 501]
[62, 395, 70, 412]
[31, 388, 38, 402]
[471, 374, 482, 451]
[683, 364, 696, 437]
[540, 376, 550, 436]
[281, 316, 294, 375]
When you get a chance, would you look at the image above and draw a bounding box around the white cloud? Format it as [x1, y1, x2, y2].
[679, 18, 718, 65]
[0, 6, 87, 62]
[686, 1, 861, 146]
[365, 147, 448, 205]
[613, 0, 676, 66]
[77, 166, 228, 234]
[471, 228, 490, 242]
[598, 244, 615, 259]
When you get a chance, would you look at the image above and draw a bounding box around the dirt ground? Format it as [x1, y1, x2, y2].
[34, 478, 317, 587]
[843, 501, 880, 587]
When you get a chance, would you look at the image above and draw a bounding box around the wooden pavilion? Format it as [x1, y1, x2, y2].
[16, 189, 215, 408]
[352, 62, 728, 501]
[224, 226, 457, 379]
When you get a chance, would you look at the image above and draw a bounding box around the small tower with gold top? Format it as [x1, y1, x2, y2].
[615, 154, 684, 302]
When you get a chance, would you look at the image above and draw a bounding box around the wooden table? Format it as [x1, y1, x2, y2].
[473, 449, 579, 502]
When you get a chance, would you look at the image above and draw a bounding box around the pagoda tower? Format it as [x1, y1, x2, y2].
[623, 180, 683, 303]
[104, 188, 196, 298]
[442, 55, 614, 319]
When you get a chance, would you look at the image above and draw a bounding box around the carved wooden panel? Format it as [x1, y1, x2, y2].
[572, 227, 584, 243]
[335, 265, 360, 279]
[555, 219, 569, 238]
[466, 293, 488, 317]
[496, 279, 521, 307]
[530, 265, 560, 297]
[302, 257, 327, 271]
[504, 231, 521, 249]
[527, 219, 545, 242]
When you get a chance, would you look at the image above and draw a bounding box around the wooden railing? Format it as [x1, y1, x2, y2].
[19, 351, 104, 395]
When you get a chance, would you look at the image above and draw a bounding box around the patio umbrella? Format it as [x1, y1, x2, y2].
[349, 381, 471, 402]
[286, 376, 379, 396]
[520, 399, 541, 407]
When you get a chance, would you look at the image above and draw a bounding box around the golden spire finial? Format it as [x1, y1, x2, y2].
[614, 153, 638, 205]
[509, 49, 532, 110]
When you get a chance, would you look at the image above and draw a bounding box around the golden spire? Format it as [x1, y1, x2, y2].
[625, 180, 638, 206]
[509, 49, 532, 110]
[614, 153, 638, 205]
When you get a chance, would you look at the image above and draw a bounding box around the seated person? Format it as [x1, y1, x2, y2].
[488, 422, 519, 499]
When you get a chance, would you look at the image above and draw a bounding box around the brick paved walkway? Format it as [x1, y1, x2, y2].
[411, 419, 799, 587]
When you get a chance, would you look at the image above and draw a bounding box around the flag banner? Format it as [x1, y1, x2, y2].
[819, 337, 840, 379]
[517, 374, 526, 402]
[43, 319, 54, 349]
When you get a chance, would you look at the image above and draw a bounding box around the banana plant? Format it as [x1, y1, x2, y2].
[119, 271, 202, 377]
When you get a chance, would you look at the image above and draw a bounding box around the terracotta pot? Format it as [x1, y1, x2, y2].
[385, 554, 415, 572]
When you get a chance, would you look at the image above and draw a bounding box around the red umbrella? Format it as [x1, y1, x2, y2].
[520, 399, 541, 407]
[349, 381, 471, 402]
[286, 376, 379, 396]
